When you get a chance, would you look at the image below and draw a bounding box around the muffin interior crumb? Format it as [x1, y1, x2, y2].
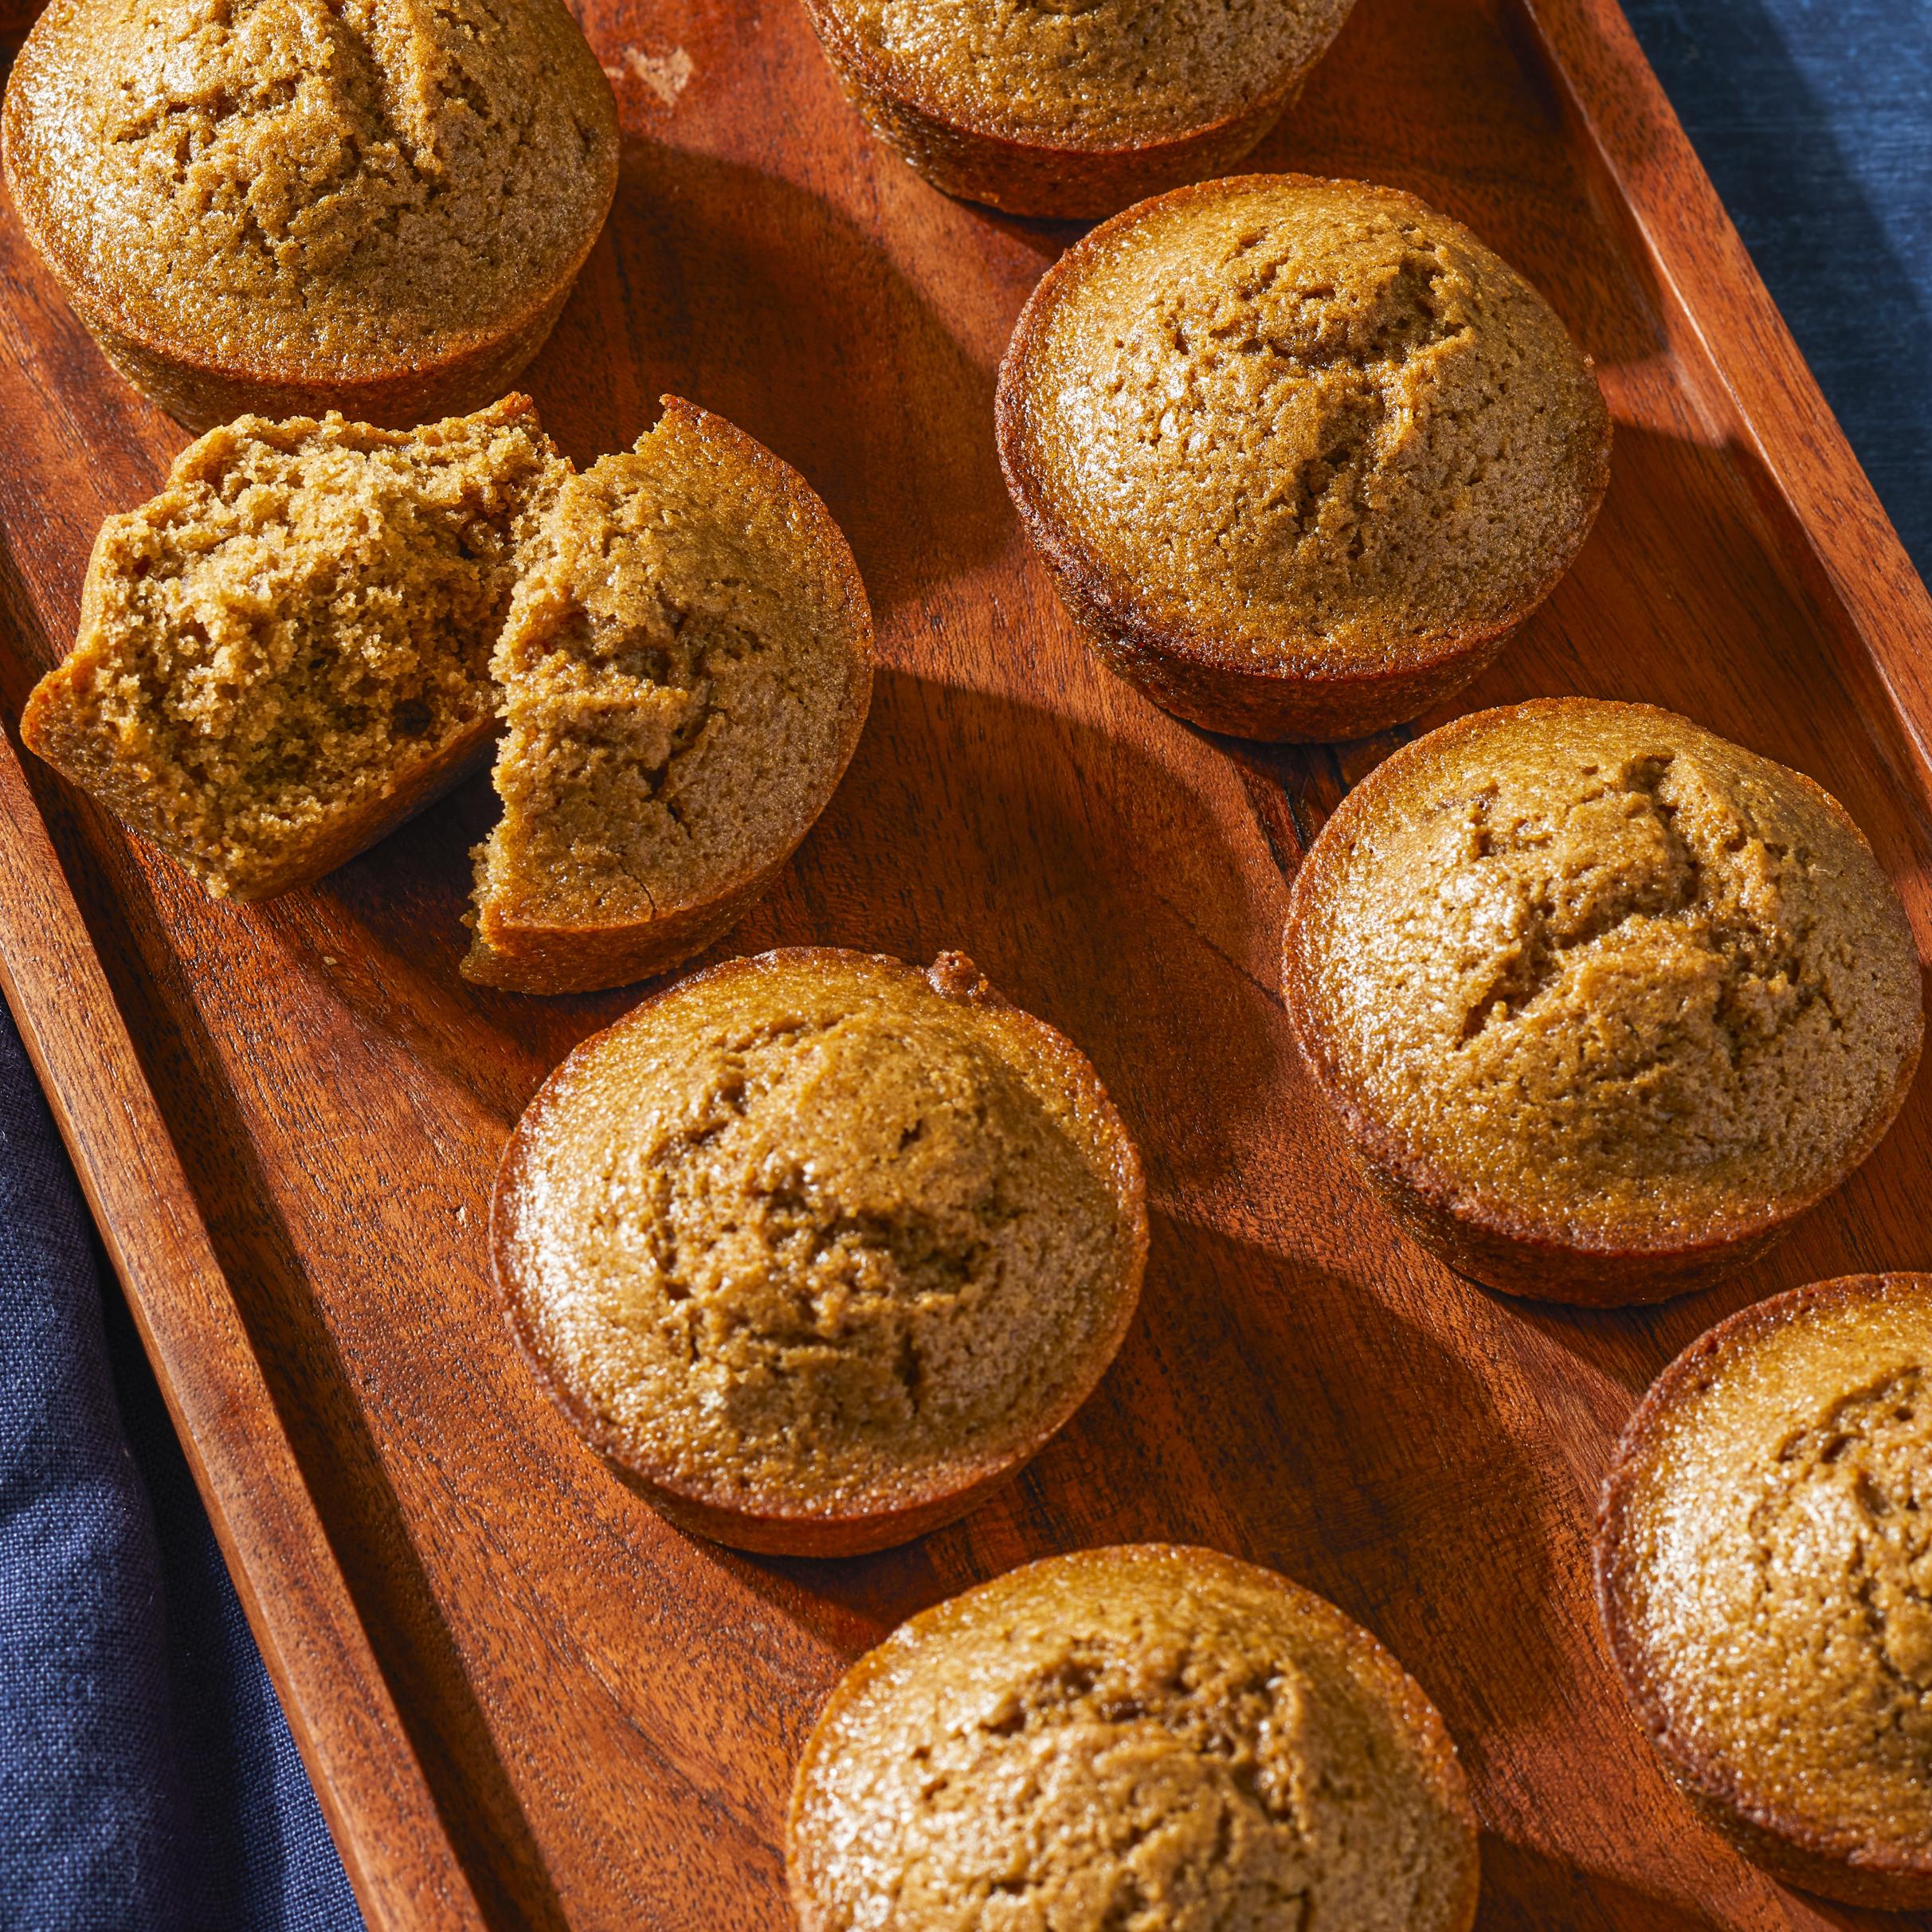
[468, 406, 864, 942]
[26, 405, 564, 897]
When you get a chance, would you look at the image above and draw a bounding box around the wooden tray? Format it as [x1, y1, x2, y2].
[2, 0, 1929, 1924]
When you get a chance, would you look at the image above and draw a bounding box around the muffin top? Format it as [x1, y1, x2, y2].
[824, 0, 1355, 147]
[493, 950, 1146, 1522]
[1600, 1276, 1932, 1871]
[999, 175, 1609, 675]
[788, 1545, 1478, 1932]
[1284, 700, 1922, 1250]
[4, 0, 617, 377]
[478, 399, 872, 936]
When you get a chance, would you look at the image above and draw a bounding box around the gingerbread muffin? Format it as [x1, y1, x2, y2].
[464, 399, 873, 995]
[798, 0, 1357, 217]
[997, 174, 1610, 739]
[1282, 700, 1922, 1303]
[3, 0, 617, 431]
[1597, 1275, 1932, 1908]
[788, 1544, 1479, 1930]
[492, 949, 1146, 1555]
[22, 397, 568, 901]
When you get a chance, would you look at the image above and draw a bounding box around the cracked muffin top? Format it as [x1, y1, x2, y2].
[1598, 1276, 1932, 1893]
[998, 174, 1609, 674]
[821, 0, 1355, 147]
[1283, 700, 1922, 1249]
[463, 398, 873, 995]
[492, 950, 1146, 1542]
[787, 1545, 1479, 1932]
[4, 0, 617, 377]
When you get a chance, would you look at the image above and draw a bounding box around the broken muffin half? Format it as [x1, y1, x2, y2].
[462, 398, 873, 993]
[22, 395, 567, 900]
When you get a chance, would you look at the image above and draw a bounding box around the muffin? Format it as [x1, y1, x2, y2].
[492, 949, 1147, 1555]
[463, 399, 873, 995]
[1597, 1275, 1932, 1908]
[997, 174, 1611, 740]
[2, 0, 617, 432]
[787, 1544, 1480, 1930]
[22, 397, 568, 902]
[1282, 700, 1922, 1303]
[798, 0, 1357, 217]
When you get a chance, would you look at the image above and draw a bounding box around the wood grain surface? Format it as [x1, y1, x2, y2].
[2, 0, 1929, 1926]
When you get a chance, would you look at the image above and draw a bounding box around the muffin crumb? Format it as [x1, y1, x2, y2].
[462, 398, 872, 993]
[22, 398, 569, 901]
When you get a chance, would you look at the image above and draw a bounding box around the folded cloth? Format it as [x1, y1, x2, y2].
[0, 993, 362, 1932]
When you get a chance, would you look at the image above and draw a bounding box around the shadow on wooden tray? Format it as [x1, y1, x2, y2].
[529, 139, 1010, 622]
[1483, 1834, 1932, 1932]
[738, 1213, 1559, 1729]
[1481, 1836, 1730, 1931]
[288, 665, 1292, 1187]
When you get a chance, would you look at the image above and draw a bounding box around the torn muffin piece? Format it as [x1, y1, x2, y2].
[22, 394, 568, 900]
[463, 397, 873, 994]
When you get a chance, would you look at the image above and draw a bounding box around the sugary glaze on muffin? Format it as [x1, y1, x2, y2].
[1000, 175, 1609, 679]
[787, 1545, 1479, 1931]
[1598, 1276, 1932, 1906]
[4, 0, 616, 401]
[824, 0, 1354, 147]
[1285, 700, 1922, 1253]
[463, 399, 873, 994]
[493, 950, 1146, 1545]
[22, 397, 568, 901]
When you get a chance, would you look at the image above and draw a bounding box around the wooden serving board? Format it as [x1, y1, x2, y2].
[2, 0, 1930, 1925]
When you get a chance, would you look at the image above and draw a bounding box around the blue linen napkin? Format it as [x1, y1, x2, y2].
[1624, 0, 1932, 576]
[0, 995, 361, 1932]
[0, 4, 1925, 1929]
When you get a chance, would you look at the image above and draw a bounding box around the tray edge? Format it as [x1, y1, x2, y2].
[1516, 0, 1932, 790]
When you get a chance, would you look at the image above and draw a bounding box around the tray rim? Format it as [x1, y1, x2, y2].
[1, 1, 1928, 1926]
[1515, 0, 1932, 782]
